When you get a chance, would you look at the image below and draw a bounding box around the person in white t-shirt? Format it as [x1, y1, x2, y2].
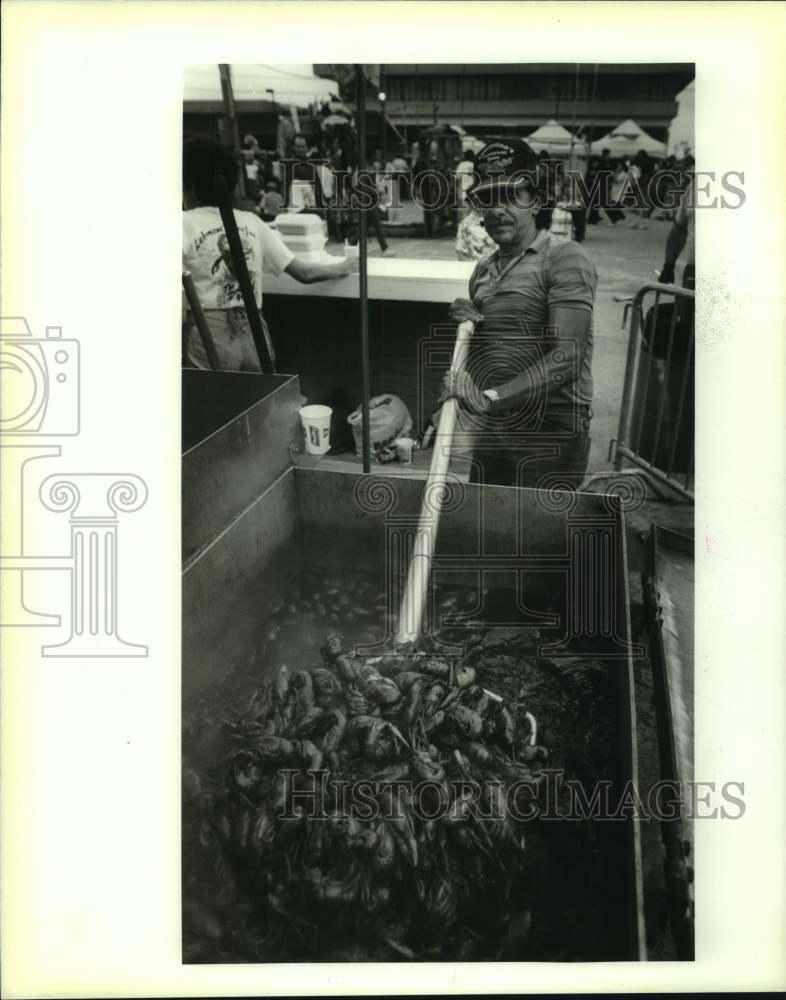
[183, 138, 355, 371]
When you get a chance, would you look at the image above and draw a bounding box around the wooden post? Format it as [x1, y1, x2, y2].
[182, 271, 221, 370]
[355, 64, 371, 474]
[214, 174, 274, 372]
[218, 63, 246, 200]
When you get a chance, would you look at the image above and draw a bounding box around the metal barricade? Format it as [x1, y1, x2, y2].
[611, 282, 695, 501]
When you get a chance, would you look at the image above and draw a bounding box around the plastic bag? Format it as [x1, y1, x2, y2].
[347, 394, 413, 463]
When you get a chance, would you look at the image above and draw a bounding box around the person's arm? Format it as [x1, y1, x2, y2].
[659, 215, 688, 285]
[444, 246, 596, 414]
[285, 255, 355, 284]
[489, 307, 591, 411]
[660, 181, 691, 283]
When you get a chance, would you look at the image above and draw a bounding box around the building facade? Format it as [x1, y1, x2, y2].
[316, 62, 694, 149]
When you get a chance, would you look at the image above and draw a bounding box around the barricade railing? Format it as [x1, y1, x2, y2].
[610, 282, 695, 502]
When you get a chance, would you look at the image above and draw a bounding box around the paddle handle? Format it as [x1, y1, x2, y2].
[395, 320, 475, 645]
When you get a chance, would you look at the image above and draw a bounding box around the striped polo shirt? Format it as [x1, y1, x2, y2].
[467, 229, 597, 414]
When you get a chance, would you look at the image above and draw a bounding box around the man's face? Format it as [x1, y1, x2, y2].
[293, 137, 308, 159]
[479, 186, 540, 251]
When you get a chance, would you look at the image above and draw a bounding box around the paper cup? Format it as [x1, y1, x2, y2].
[299, 404, 332, 455]
[394, 436, 415, 465]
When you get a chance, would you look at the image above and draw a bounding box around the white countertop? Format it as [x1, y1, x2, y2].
[263, 256, 474, 304]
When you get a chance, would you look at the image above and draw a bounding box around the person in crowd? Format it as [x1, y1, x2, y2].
[586, 147, 616, 224]
[559, 169, 587, 243]
[659, 173, 695, 290]
[256, 149, 271, 188]
[338, 162, 390, 255]
[259, 180, 284, 222]
[439, 139, 597, 490]
[276, 114, 295, 159]
[454, 204, 498, 261]
[284, 132, 335, 214]
[182, 138, 355, 372]
[606, 159, 628, 226]
[391, 152, 409, 200]
[651, 154, 681, 220]
[535, 151, 559, 231]
[455, 149, 477, 208]
[632, 149, 652, 219]
[420, 155, 446, 239]
[243, 149, 261, 201]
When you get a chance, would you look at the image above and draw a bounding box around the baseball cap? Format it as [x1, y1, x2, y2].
[467, 139, 543, 208]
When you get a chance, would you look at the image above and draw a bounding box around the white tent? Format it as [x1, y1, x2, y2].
[593, 118, 666, 157]
[526, 119, 576, 152]
[184, 64, 339, 107]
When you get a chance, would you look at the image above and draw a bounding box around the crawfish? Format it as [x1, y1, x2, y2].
[293, 705, 324, 736]
[304, 865, 359, 905]
[310, 667, 343, 708]
[334, 652, 365, 686]
[420, 681, 448, 721]
[321, 709, 347, 767]
[320, 630, 344, 664]
[395, 670, 429, 690]
[274, 665, 290, 708]
[369, 821, 397, 873]
[426, 873, 459, 929]
[461, 684, 491, 719]
[411, 747, 449, 816]
[454, 664, 477, 689]
[346, 715, 408, 760]
[249, 804, 277, 860]
[253, 736, 322, 772]
[182, 764, 217, 810]
[228, 749, 266, 798]
[364, 674, 403, 715]
[420, 656, 454, 682]
[402, 677, 426, 733]
[459, 740, 497, 771]
[484, 701, 517, 758]
[446, 703, 484, 741]
[288, 670, 314, 718]
[293, 738, 323, 771]
[377, 783, 418, 867]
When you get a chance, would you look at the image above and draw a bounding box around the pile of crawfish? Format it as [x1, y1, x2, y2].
[183, 626, 553, 962]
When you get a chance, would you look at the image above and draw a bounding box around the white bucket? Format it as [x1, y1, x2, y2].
[299, 404, 332, 455]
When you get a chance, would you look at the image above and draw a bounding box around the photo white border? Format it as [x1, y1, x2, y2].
[2, 1, 785, 995]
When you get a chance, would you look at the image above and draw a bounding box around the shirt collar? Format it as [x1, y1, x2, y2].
[486, 228, 550, 268]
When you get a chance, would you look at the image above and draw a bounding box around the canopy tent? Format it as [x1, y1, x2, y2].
[593, 118, 666, 157]
[184, 64, 339, 107]
[526, 119, 576, 152]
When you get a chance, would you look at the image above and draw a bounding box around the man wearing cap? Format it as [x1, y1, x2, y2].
[440, 139, 597, 491]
